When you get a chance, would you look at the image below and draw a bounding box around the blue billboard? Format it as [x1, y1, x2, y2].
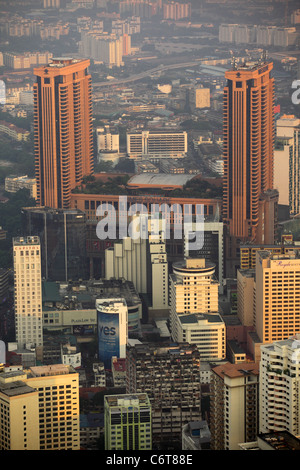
[97, 309, 120, 369]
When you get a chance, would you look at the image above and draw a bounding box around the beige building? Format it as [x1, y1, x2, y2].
[192, 87, 210, 109]
[13, 236, 43, 350]
[259, 337, 300, 436]
[237, 269, 255, 327]
[210, 362, 259, 450]
[169, 258, 225, 360]
[274, 115, 300, 215]
[255, 250, 300, 344]
[0, 364, 80, 450]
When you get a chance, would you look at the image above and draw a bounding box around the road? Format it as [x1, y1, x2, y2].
[92, 57, 228, 88]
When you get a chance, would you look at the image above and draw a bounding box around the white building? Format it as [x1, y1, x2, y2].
[126, 130, 188, 159]
[169, 258, 225, 360]
[259, 336, 300, 436]
[13, 237, 43, 350]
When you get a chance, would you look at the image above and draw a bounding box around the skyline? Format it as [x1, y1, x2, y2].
[0, 0, 300, 454]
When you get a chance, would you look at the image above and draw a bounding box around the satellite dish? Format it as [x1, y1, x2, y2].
[0, 340, 5, 364]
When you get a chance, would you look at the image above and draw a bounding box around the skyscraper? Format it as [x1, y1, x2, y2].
[223, 59, 276, 270]
[13, 236, 43, 349]
[33, 58, 93, 209]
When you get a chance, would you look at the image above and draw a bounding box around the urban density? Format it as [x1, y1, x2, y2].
[0, 0, 300, 454]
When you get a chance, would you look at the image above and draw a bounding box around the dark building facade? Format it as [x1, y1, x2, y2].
[22, 206, 88, 282]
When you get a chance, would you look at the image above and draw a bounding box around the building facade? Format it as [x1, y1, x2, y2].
[104, 393, 152, 450]
[259, 338, 300, 436]
[33, 58, 93, 209]
[0, 364, 80, 450]
[223, 60, 275, 270]
[126, 130, 188, 159]
[169, 258, 226, 360]
[13, 236, 43, 349]
[210, 362, 259, 450]
[126, 342, 201, 449]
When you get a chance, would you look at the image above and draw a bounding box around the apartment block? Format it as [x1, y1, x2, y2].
[104, 393, 152, 450]
[210, 362, 259, 450]
[5, 175, 37, 199]
[13, 236, 43, 350]
[126, 342, 201, 449]
[126, 130, 188, 159]
[0, 364, 80, 450]
[260, 337, 300, 436]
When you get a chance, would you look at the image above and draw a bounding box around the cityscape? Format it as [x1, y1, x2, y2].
[1, 0, 300, 454]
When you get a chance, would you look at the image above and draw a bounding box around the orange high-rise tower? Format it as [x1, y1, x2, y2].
[223, 59, 276, 268]
[33, 58, 93, 209]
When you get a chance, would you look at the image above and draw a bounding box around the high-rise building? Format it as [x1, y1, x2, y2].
[21, 206, 88, 282]
[33, 58, 93, 209]
[259, 337, 300, 436]
[255, 250, 300, 344]
[96, 298, 128, 369]
[169, 258, 226, 361]
[104, 393, 152, 450]
[210, 362, 259, 450]
[223, 59, 276, 271]
[0, 364, 80, 450]
[13, 236, 43, 350]
[126, 342, 201, 449]
[274, 115, 300, 216]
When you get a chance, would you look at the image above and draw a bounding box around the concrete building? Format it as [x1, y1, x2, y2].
[237, 269, 255, 327]
[259, 337, 300, 436]
[80, 32, 124, 67]
[13, 236, 43, 350]
[191, 87, 210, 109]
[274, 115, 300, 216]
[0, 121, 30, 141]
[126, 342, 201, 449]
[104, 393, 152, 450]
[169, 258, 226, 360]
[5, 175, 37, 199]
[0, 364, 80, 450]
[96, 126, 119, 154]
[210, 362, 259, 450]
[126, 130, 188, 159]
[255, 250, 300, 344]
[182, 421, 211, 450]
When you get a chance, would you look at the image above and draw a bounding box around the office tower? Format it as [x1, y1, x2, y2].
[22, 206, 88, 282]
[126, 342, 201, 449]
[223, 59, 275, 269]
[126, 130, 188, 159]
[255, 250, 300, 344]
[33, 58, 93, 209]
[104, 393, 152, 450]
[169, 258, 226, 361]
[0, 364, 80, 450]
[210, 362, 259, 450]
[259, 337, 300, 436]
[96, 298, 128, 369]
[274, 115, 300, 216]
[13, 236, 43, 349]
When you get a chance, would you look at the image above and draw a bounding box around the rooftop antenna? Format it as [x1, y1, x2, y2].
[232, 55, 237, 70]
